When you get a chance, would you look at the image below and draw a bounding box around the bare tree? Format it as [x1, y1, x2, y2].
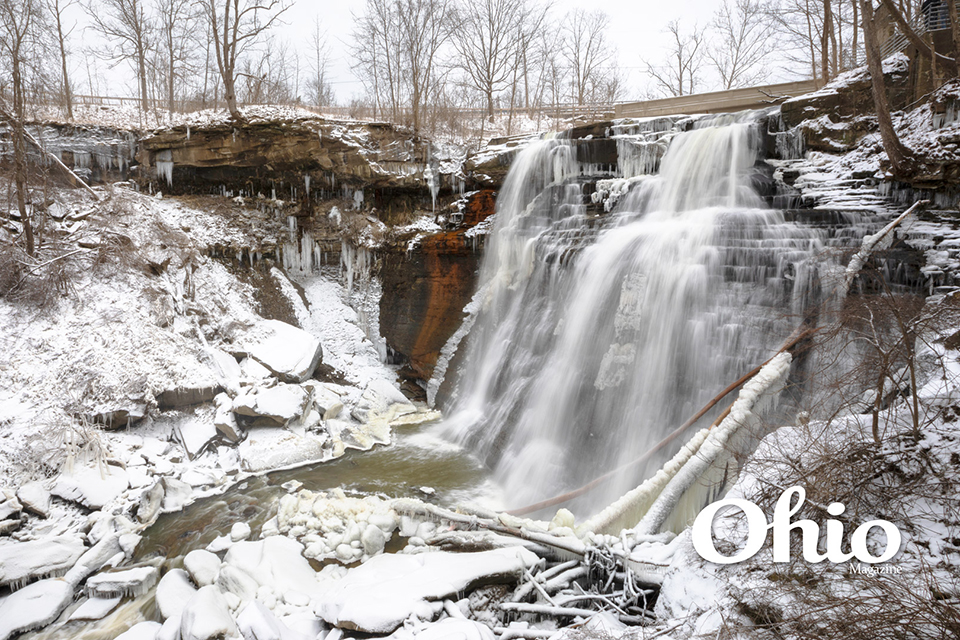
[46, 0, 76, 120]
[308, 15, 334, 108]
[86, 0, 154, 113]
[202, 0, 291, 120]
[398, 0, 455, 135]
[452, 0, 524, 119]
[647, 19, 705, 97]
[709, 0, 775, 90]
[351, 0, 405, 121]
[562, 8, 614, 105]
[0, 0, 45, 256]
[154, 0, 198, 118]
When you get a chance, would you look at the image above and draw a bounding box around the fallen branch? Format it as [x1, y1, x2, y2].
[494, 629, 556, 639]
[500, 602, 599, 618]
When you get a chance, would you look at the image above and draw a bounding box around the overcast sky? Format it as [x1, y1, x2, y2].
[64, 0, 799, 103]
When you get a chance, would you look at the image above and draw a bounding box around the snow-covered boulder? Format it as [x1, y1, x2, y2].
[352, 379, 414, 423]
[52, 463, 129, 510]
[237, 320, 323, 384]
[115, 621, 162, 640]
[68, 595, 122, 621]
[222, 537, 321, 601]
[213, 393, 243, 442]
[155, 568, 197, 620]
[237, 427, 331, 473]
[174, 415, 220, 459]
[17, 482, 51, 518]
[179, 585, 238, 640]
[237, 600, 308, 640]
[183, 550, 221, 587]
[313, 547, 541, 634]
[85, 566, 159, 598]
[233, 384, 310, 427]
[0, 535, 85, 588]
[0, 578, 74, 640]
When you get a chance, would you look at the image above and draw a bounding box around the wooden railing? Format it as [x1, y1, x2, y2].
[613, 80, 822, 119]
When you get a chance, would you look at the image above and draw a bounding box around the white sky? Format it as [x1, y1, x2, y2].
[63, 0, 800, 103]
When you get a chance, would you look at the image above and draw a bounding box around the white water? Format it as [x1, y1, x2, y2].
[443, 118, 846, 511]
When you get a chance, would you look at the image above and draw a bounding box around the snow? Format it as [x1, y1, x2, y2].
[68, 595, 123, 621]
[155, 568, 197, 620]
[313, 547, 541, 634]
[179, 585, 238, 640]
[240, 320, 324, 384]
[85, 566, 159, 598]
[237, 600, 308, 640]
[0, 535, 85, 588]
[183, 550, 221, 587]
[0, 578, 74, 640]
[116, 621, 163, 640]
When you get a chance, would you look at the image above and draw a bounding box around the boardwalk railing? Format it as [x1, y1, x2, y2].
[613, 80, 822, 119]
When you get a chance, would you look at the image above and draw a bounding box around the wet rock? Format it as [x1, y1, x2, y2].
[0, 535, 85, 587]
[235, 320, 323, 384]
[0, 578, 74, 640]
[17, 482, 51, 518]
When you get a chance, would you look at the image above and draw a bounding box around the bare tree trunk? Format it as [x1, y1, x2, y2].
[949, 0, 960, 69]
[806, 0, 818, 81]
[851, 0, 858, 67]
[11, 61, 33, 256]
[822, 0, 832, 82]
[51, 0, 73, 120]
[861, 0, 914, 176]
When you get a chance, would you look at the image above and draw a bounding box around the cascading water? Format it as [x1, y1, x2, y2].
[443, 116, 847, 512]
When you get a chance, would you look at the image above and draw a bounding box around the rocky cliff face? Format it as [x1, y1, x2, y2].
[379, 190, 496, 386]
[137, 115, 430, 199]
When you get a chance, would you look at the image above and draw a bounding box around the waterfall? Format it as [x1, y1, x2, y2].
[443, 118, 844, 512]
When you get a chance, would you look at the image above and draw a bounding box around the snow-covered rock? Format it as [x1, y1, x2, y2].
[0, 578, 74, 640]
[115, 621, 162, 640]
[214, 393, 243, 442]
[231, 522, 252, 542]
[52, 463, 129, 510]
[233, 384, 310, 427]
[0, 535, 85, 587]
[161, 477, 194, 512]
[314, 547, 541, 634]
[17, 482, 51, 518]
[223, 537, 321, 600]
[238, 320, 323, 384]
[137, 482, 165, 524]
[183, 550, 221, 587]
[237, 427, 331, 473]
[85, 566, 159, 598]
[155, 568, 197, 620]
[237, 600, 308, 640]
[179, 585, 238, 640]
[174, 415, 220, 459]
[68, 595, 122, 621]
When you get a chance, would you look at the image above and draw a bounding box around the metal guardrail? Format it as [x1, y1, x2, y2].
[613, 80, 822, 119]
